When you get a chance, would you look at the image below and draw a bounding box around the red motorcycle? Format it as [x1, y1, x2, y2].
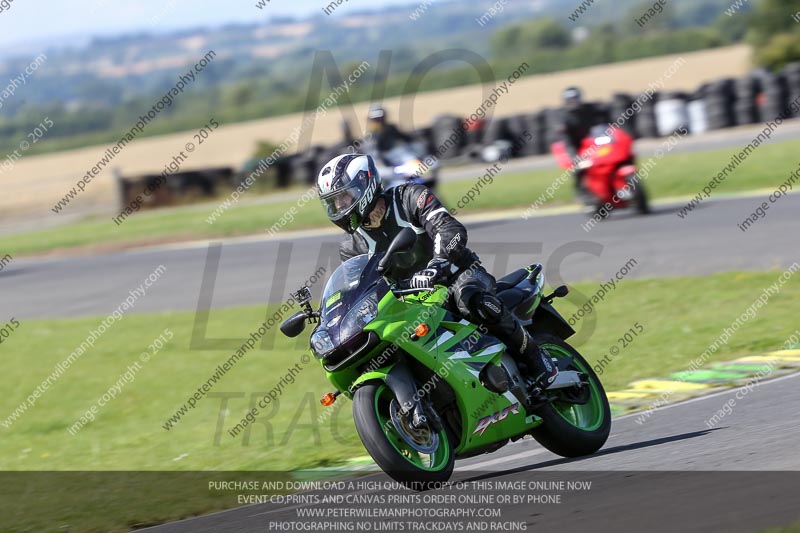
[551, 126, 649, 217]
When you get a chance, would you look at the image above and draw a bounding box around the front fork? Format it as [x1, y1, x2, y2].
[382, 360, 443, 432]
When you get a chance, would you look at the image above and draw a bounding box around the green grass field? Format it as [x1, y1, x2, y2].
[2, 270, 798, 530]
[3, 138, 797, 256]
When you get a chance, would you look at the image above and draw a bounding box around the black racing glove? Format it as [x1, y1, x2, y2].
[409, 258, 451, 290]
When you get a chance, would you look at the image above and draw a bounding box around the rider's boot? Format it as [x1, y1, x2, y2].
[507, 321, 558, 392]
[476, 294, 558, 391]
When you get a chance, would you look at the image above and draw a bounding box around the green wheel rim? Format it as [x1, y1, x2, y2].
[373, 384, 451, 472]
[542, 343, 605, 431]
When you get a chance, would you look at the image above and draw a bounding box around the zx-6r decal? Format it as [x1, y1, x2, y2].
[473, 403, 521, 436]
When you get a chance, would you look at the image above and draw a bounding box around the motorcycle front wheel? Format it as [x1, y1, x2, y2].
[353, 382, 454, 488]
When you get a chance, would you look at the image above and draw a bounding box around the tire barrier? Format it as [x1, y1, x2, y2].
[635, 91, 660, 138]
[522, 111, 548, 155]
[609, 93, 637, 137]
[704, 78, 736, 130]
[292, 145, 325, 185]
[116, 167, 233, 210]
[655, 92, 689, 137]
[734, 76, 761, 125]
[687, 86, 709, 135]
[267, 62, 800, 187]
[480, 115, 510, 146]
[544, 107, 566, 147]
[785, 62, 800, 118]
[759, 72, 789, 123]
[413, 126, 436, 154]
[129, 64, 800, 200]
[430, 114, 466, 160]
[505, 113, 534, 156]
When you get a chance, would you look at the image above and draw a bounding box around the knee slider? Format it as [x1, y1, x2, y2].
[474, 294, 504, 324]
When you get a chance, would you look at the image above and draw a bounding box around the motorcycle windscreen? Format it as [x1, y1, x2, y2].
[320, 254, 388, 345]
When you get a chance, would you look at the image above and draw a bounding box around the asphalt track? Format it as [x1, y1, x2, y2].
[2, 190, 797, 321]
[144, 373, 800, 533]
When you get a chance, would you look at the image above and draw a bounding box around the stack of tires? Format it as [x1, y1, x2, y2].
[544, 107, 565, 148]
[430, 115, 466, 159]
[480, 116, 509, 146]
[734, 76, 761, 125]
[505, 113, 546, 156]
[784, 62, 800, 117]
[635, 92, 659, 138]
[292, 145, 325, 185]
[523, 111, 548, 155]
[759, 72, 789, 122]
[704, 78, 736, 130]
[412, 127, 436, 155]
[687, 85, 709, 135]
[470, 116, 508, 160]
[655, 91, 689, 136]
[275, 155, 295, 188]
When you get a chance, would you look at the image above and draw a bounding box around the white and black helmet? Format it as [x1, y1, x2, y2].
[562, 86, 583, 108]
[367, 103, 387, 122]
[317, 153, 382, 234]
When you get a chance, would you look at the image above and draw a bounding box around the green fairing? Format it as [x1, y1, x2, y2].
[307, 258, 608, 474]
[326, 288, 541, 455]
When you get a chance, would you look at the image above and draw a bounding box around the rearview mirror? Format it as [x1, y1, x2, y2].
[378, 227, 417, 273]
[280, 311, 307, 338]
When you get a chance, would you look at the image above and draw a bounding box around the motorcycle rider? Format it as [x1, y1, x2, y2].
[317, 153, 558, 396]
[559, 86, 595, 190]
[367, 104, 414, 155]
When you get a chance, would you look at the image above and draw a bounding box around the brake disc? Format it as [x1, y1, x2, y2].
[389, 399, 439, 455]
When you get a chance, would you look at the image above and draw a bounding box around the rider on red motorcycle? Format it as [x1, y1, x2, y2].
[558, 87, 595, 190]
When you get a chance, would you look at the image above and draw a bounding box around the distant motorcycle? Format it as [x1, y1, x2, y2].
[552, 126, 649, 217]
[372, 142, 439, 192]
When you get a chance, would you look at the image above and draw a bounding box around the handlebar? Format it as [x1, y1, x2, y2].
[390, 280, 435, 297]
[392, 287, 434, 296]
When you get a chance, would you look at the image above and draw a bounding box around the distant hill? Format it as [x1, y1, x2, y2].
[0, 0, 751, 156]
[0, 0, 745, 113]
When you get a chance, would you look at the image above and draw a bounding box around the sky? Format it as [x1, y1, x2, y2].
[0, 0, 409, 49]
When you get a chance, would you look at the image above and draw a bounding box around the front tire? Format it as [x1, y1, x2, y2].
[528, 334, 611, 457]
[353, 382, 454, 488]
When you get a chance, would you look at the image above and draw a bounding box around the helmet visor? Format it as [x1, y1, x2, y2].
[320, 178, 368, 219]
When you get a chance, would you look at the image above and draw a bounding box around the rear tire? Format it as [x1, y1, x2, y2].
[353, 382, 454, 489]
[528, 334, 611, 457]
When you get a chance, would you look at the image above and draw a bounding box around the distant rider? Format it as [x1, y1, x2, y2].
[558, 87, 595, 190]
[366, 104, 415, 156]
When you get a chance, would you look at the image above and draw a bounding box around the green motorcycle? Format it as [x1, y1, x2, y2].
[281, 228, 610, 486]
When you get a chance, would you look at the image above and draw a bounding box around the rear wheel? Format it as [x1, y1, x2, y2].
[353, 382, 454, 488]
[528, 334, 611, 457]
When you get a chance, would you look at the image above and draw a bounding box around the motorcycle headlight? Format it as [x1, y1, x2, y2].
[340, 291, 379, 343]
[394, 159, 423, 176]
[311, 329, 335, 359]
